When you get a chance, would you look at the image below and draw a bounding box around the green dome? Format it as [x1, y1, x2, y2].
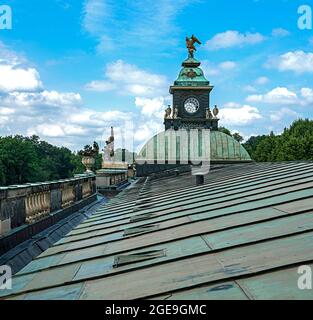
[173, 57, 210, 87]
[137, 130, 252, 164]
[210, 131, 251, 162]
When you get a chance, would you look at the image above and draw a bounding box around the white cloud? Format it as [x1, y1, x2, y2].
[222, 102, 242, 108]
[267, 51, 313, 74]
[0, 65, 42, 92]
[0, 41, 145, 150]
[272, 28, 290, 37]
[106, 60, 165, 86]
[243, 77, 269, 95]
[67, 110, 109, 127]
[96, 35, 115, 53]
[4, 90, 82, 107]
[205, 30, 266, 51]
[135, 96, 166, 118]
[246, 86, 313, 107]
[28, 124, 65, 138]
[85, 80, 116, 92]
[243, 85, 257, 93]
[301, 87, 313, 102]
[0, 116, 9, 126]
[85, 60, 168, 97]
[134, 120, 163, 143]
[246, 87, 298, 105]
[270, 108, 299, 122]
[82, 0, 111, 35]
[202, 60, 237, 77]
[63, 125, 87, 136]
[219, 61, 237, 70]
[0, 41, 21, 65]
[28, 123, 88, 139]
[0, 41, 42, 93]
[82, 0, 191, 53]
[0, 107, 14, 115]
[255, 76, 269, 85]
[219, 104, 263, 126]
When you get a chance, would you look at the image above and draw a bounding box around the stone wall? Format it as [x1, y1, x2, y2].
[0, 174, 96, 236]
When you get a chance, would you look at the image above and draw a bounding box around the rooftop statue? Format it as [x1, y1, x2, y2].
[164, 105, 172, 119]
[186, 35, 201, 58]
[103, 127, 115, 161]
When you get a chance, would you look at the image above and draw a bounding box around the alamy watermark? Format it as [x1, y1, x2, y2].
[108, 125, 212, 176]
[0, 4, 12, 29]
[298, 5, 312, 30]
[0, 265, 12, 290]
[297, 265, 312, 290]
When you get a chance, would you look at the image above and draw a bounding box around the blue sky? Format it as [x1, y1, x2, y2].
[0, 0, 313, 151]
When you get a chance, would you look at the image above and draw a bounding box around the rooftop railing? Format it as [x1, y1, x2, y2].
[0, 174, 96, 237]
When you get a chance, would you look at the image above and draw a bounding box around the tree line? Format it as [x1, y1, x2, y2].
[0, 119, 312, 186]
[0, 135, 100, 186]
[242, 119, 313, 162]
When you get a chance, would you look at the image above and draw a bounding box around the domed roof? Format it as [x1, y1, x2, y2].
[173, 57, 211, 87]
[137, 130, 252, 164]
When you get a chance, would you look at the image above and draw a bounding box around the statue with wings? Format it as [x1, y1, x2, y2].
[186, 35, 202, 58]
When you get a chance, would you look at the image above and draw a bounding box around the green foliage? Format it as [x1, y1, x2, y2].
[0, 135, 86, 186]
[243, 119, 313, 162]
[78, 141, 99, 157]
[94, 153, 103, 171]
[252, 132, 280, 162]
[218, 127, 231, 136]
[232, 132, 244, 143]
[219, 127, 243, 143]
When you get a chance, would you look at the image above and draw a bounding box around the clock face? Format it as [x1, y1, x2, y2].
[184, 97, 200, 114]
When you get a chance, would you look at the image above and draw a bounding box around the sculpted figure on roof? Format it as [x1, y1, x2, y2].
[186, 35, 201, 58]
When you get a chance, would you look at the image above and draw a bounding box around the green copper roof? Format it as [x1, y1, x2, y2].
[174, 57, 210, 87]
[136, 130, 252, 163]
[3, 161, 313, 300]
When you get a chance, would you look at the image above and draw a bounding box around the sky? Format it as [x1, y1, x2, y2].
[0, 0, 313, 152]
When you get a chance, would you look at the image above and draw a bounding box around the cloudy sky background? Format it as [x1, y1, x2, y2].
[1, 0, 313, 152]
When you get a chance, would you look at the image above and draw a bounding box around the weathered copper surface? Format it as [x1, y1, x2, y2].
[1, 162, 313, 300]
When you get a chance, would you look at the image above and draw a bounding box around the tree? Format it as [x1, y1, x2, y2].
[276, 119, 313, 161]
[0, 135, 89, 186]
[0, 135, 40, 185]
[232, 132, 244, 143]
[219, 127, 244, 143]
[252, 132, 280, 162]
[243, 119, 313, 162]
[219, 127, 232, 136]
[243, 135, 267, 160]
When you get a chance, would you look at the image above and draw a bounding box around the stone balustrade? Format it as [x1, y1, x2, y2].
[82, 180, 92, 199]
[0, 174, 96, 236]
[25, 190, 51, 224]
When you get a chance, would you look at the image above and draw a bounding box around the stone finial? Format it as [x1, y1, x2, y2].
[164, 105, 172, 119]
[206, 108, 213, 119]
[213, 105, 219, 118]
[173, 106, 179, 119]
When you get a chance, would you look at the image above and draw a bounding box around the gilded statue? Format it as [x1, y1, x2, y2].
[186, 35, 201, 58]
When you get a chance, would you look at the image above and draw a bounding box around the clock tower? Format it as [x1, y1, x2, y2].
[164, 35, 219, 131]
